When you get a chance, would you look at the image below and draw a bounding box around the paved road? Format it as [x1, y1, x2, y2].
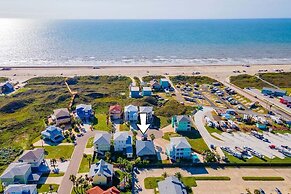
[58, 130, 97, 194]
[192, 107, 225, 148]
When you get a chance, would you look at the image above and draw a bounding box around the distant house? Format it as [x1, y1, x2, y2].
[18, 148, 45, 170]
[136, 140, 156, 158]
[0, 82, 14, 94]
[262, 87, 287, 97]
[172, 115, 191, 132]
[109, 105, 123, 120]
[86, 186, 120, 194]
[76, 104, 93, 121]
[124, 105, 138, 122]
[89, 159, 114, 185]
[0, 163, 40, 186]
[150, 80, 161, 91]
[139, 106, 154, 123]
[113, 132, 133, 158]
[160, 78, 170, 89]
[93, 133, 111, 153]
[4, 184, 37, 194]
[52, 108, 71, 125]
[130, 86, 140, 98]
[142, 87, 152, 96]
[280, 96, 291, 105]
[41, 126, 64, 143]
[166, 137, 192, 160]
[158, 176, 187, 194]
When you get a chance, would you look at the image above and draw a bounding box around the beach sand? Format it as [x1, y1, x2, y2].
[0, 64, 290, 83]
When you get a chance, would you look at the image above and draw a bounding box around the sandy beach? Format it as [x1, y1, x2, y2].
[1, 64, 291, 83]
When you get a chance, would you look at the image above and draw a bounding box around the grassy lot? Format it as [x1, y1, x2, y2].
[0, 77, 8, 83]
[170, 75, 217, 85]
[40, 145, 74, 159]
[282, 88, 291, 95]
[205, 126, 223, 135]
[142, 75, 165, 83]
[86, 137, 94, 148]
[162, 130, 209, 154]
[155, 100, 196, 118]
[259, 72, 291, 88]
[42, 172, 65, 177]
[78, 155, 92, 173]
[37, 184, 59, 193]
[242, 176, 284, 181]
[120, 123, 130, 131]
[230, 74, 271, 89]
[158, 116, 171, 128]
[93, 113, 112, 131]
[194, 176, 231, 181]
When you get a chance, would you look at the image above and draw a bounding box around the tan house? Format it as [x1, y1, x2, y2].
[52, 108, 71, 125]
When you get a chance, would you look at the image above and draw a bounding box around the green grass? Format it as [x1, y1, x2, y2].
[93, 113, 112, 131]
[86, 137, 94, 148]
[230, 74, 272, 89]
[142, 75, 165, 83]
[282, 88, 291, 95]
[242, 176, 284, 181]
[205, 125, 223, 135]
[40, 145, 74, 159]
[259, 72, 291, 88]
[194, 176, 231, 181]
[42, 172, 65, 177]
[155, 100, 196, 118]
[120, 123, 130, 131]
[162, 132, 181, 141]
[0, 77, 8, 83]
[170, 75, 217, 85]
[78, 155, 92, 173]
[37, 184, 59, 193]
[144, 177, 165, 189]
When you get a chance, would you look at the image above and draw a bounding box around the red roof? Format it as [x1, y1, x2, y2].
[103, 186, 120, 194]
[86, 186, 104, 194]
[109, 105, 122, 113]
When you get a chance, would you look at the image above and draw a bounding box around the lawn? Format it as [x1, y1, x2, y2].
[42, 172, 65, 177]
[0, 77, 8, 83]
[205, 126, 223, 135]
[169, 75, 217, 85]
[37, 184, 59, 193]
[242, 176, 284, 181]
[40, 145, 74, 159]
[120, 123, 130, 131]
[282, 88, 291, 95]
[78, 154, 92, 173]
[86, 137, 94, 148]
[230, 74, 271, 89]
[259, 72, 291, 88]
[93, 113, 112, 131]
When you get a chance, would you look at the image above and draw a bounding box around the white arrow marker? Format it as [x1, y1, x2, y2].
[137, 113, 150, 135]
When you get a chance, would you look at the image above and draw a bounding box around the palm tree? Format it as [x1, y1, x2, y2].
[105, 151, 111, 162]
[150, 134, 155, 141]
[69, 174, 77, 193]
[162, 172, 168, 178]
[174, 172, 182, 180]
[86, 155, 92, 168]
[50, 158, 57, 170]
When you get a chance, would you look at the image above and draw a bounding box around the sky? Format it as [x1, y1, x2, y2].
[0, 0, 291, 19]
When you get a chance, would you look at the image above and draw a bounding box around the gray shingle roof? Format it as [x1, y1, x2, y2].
[94, 132, 111, 145]
[114, 132, 131, 141]
[136, 140, 156, 156]
[18, 148, 44, 162]
[0, 163, 31, 179]
[170, 137, 191, 149]
[124, 105, 138, 112]
[4, 184, 37, 194]
[176, 115, 190, 123]
[158, 176, 187, 194]
[139, 106, 153, 113]
[53, 108, 70, 118]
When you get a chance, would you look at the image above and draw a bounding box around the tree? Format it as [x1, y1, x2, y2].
[150, 134, 155, 141]
[87, 155, 92, 168]
[174, 172, 182, 180]
[69, 174, 77, 193]
[49, 184, 54, 193]
[162, 172, 168, 178]
[203, 150, 217, 163]
[105, 151, 111, 162]
[50, 158, 57, 170]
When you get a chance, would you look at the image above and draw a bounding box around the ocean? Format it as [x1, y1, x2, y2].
[1, 19, 291, 66]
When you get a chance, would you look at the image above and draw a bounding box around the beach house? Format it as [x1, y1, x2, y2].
[4, 184, 37, 194]
[139, 106, 154, 123]
[158, 176, 187, 194]
[166, 137, 192, 160]
[89, 159, 114, 185]
[172, 115, 191, 132]
[93, 133, 111, 153]
[18, 148, 45, 170]
[124, 105, 138, 122]
[52, 108, 71, 125]
[261, 87, 287, 97]
[136, 140, 156, 158]
[130, 86, 140, 98]
[76, 104, 93, 121]
[160, 78, 170, 89]
[0, 82, 14, 94]
[0, 163, 40, 186]
[150, 80, 161, 91]
[113, 132, 133, 158]
[41, 126, 64, 143]
[109, 105, 123, 120]
[142, 87, 152, 96]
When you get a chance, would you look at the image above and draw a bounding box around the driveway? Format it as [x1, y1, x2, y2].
[57, 130, 97, 194]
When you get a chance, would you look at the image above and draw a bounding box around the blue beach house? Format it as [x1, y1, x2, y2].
[124, 105, 138, 122]
[41, 126, 64, 143]
[172, 115, 191, 132]
[0, 82, 14, 94]
[142, 87, 152, 96]
[160, 78, 170, 89]
[166, 137, 192, 161]
[130, 86, 140, 98]
[76, 104, 93, 121]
